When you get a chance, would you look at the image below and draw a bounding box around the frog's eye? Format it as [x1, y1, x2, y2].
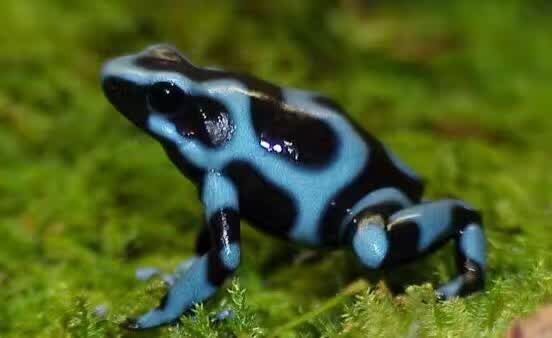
[147, 82, 186, 114]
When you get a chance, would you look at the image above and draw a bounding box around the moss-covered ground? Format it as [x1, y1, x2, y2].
[1, 1, 551, 337]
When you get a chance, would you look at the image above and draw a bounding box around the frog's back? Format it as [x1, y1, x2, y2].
[268, 91, 425, 244]
[218, 76, 424, 244]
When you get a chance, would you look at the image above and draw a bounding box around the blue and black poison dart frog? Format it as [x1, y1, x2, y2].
[101, 45, 486, 330]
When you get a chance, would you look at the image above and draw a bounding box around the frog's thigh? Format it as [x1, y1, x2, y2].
[349, 200, 486, 298]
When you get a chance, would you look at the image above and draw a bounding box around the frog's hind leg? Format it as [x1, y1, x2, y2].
[347, 200, 486, 299]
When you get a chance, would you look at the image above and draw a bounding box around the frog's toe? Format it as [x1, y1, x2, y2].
[212, 309, 235, 323]
[135, 267, 160, 281]
[119, 317, 141, 330]
[435, 267, 484, 300]
[435, 289, 447, 301]
[435, 283, 458, 301]
[435, 276, 464, 300]
[120, 309, 179, 330]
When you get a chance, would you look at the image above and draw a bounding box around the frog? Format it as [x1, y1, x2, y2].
[101, 44, 486, 330]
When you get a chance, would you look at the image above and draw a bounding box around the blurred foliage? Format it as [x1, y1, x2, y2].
[0, 0, 551, 337]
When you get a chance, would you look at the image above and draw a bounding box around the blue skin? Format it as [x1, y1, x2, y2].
[101, 45, 487, 330]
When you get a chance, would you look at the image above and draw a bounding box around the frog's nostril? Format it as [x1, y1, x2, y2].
[102, 76, 133, 105]
[102, 76, 121, 94]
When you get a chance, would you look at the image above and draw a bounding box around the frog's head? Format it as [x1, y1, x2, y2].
[101, 44, 235, 149]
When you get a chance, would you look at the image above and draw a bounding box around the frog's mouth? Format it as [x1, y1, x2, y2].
[102, 75, 149, 129]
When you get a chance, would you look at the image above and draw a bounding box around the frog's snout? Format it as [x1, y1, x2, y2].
[101, 59, 131, 103]
[101, 60, 149, 127]
[102, 75, 130, 106]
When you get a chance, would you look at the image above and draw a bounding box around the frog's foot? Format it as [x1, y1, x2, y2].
[347, 199, 486, 298]
[121, 255, 218, 330]
[134, 257, 197, 285]
[435, 223, 486, 299]
[122, 239, 241, 330]
[135, 267, 160, 281]
[435, 274, 481, 301]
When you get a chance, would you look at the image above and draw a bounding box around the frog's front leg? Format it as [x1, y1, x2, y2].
[123, 172, 240, 330]
[347, 200, 485, 299]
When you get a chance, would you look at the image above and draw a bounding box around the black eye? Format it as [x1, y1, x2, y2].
[147, 82, 186, 113]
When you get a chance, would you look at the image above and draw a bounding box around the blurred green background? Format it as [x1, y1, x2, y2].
[1, 0, 551, 337]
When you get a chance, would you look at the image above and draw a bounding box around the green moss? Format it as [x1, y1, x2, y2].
[0, 0, 551, 337]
